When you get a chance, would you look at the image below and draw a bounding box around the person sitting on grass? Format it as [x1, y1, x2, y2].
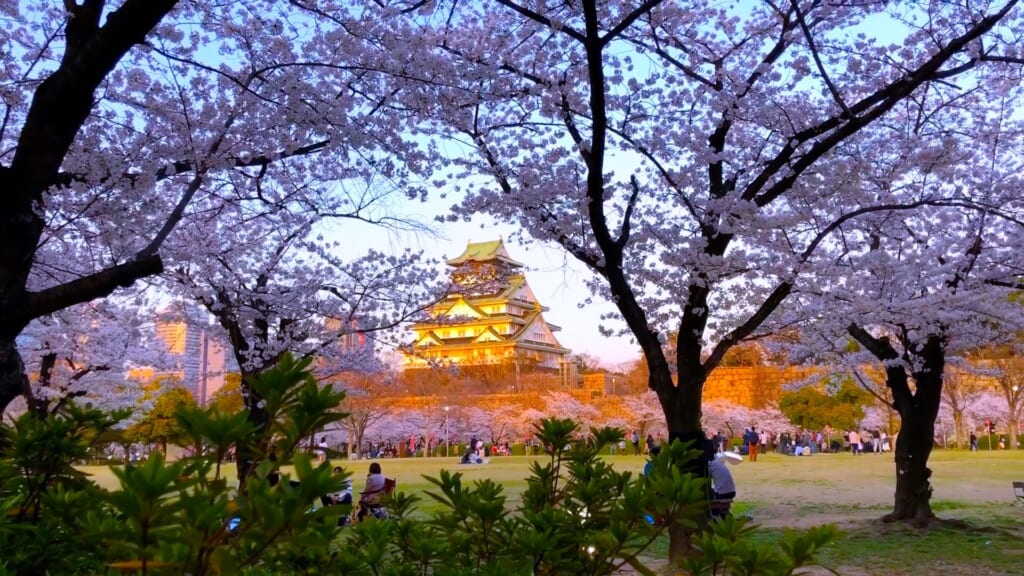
[461, 440, 484, 464]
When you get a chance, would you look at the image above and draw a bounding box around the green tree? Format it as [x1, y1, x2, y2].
[779, 378, 871, 432]
[209, 373, 244, 414]
[126, 385, 197, 454]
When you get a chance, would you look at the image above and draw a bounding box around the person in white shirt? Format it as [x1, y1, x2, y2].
[315, 436, 329, 463]
[708, 453, 737, 519]
[709, 455, 736, 501]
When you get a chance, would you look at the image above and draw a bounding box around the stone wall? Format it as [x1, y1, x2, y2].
[701, 366, 825, 408]
[385, 365, 827, 411]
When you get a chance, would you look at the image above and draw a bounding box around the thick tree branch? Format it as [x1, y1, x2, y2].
[848, 323, 913, 410]
[11, 0, 179, 203]
[26, 255, 164, 322]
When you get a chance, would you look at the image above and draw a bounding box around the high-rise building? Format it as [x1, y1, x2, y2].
[404, 239, 571, 384]
[155, 303, 228, 405]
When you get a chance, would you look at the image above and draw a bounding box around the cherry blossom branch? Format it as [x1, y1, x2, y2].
[747, 1, 1018, 207]
[704, 198, 960, 371]
[791, 0, 851, 117]
[493, 0, 586, 43]
[601, 0, 664, 48]
[11, 0, 177, 201]
[52, 138, 332, 190]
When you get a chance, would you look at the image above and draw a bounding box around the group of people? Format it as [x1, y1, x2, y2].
[319, 462, 394, 523]
[711, 427, 893, 458]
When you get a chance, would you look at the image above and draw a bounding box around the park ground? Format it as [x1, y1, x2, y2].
[82, 449, 1024, 575]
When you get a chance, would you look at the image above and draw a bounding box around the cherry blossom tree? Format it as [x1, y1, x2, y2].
[159, 179, 447, 479]
[540, 391, 600, 435]
[12, 299, 168, 418]
[0, 1, 430, 413]
[372, 0, 1021, 457]
[965, 391, 1011, 443]
[366, 9, 1024, 557]
[468, 403, 525, 446]
[988, 357, 1024, 449]
[783, 191, 1024, 522]
[621, 392, 663, 441]
[337, 372, 399, 460]
[702, 401, 767, 442]
[939, 367, 989, 448]
[511, 407, 548, 442]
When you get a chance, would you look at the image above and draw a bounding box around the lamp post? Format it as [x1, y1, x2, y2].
[444, 405, 450, 458]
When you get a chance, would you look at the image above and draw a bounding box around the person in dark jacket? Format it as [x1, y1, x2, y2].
[743, 427, 759, 462]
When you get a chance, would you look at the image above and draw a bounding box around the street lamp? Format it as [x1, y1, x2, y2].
[444, 406, 450, 458]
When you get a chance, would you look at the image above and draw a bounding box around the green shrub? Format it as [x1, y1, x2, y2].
[0, 353, 836, 575]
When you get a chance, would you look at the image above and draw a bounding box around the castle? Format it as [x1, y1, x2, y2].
[403, 239, 575, 389]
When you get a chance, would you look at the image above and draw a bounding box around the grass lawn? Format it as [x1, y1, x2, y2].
[80, 449, 1024, 575]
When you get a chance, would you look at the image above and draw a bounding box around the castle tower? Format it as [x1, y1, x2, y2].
[404, 239, 570, 382]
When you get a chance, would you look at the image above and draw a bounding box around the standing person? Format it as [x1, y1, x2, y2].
[969, 431, 978, 451]
[316, 436, 329, 463]
[744, 427, 759, 462]
[758, 429, 768, 455]
[645, 433, 656, 455]
[631, 430, 641, 455]
[849, 429, 861, 454]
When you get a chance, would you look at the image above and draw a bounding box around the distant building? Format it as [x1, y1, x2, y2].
[322, 316, 380, 374]
[155, 304, 228, 405]
[404, 239, 573, 387]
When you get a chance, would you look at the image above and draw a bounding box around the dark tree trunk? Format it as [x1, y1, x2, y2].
[849, 326, 945, 525]
[0, 1, 177, 416]
[0, 341, 30, 414]
[234, 372, 270, 491]
[661, 370, 713, 563]
[887, 336, 944, 524]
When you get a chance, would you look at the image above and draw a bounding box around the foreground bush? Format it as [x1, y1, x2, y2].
[0, 354, 836, 575]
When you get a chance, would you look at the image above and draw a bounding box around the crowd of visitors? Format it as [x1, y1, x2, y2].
[709, 427, 894, 457]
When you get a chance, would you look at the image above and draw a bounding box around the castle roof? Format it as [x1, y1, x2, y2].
[446, 238, 523, 267]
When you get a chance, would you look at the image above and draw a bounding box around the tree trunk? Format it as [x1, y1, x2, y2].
[889, 405, 937, 523]
[0, 340, 29, 414]
[952, 410, 965, 450]
[849, 326, 946, 525]
[235, 373, 270, 490]
[660, 370, 711, 565]
[886, 337, 944, 524]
